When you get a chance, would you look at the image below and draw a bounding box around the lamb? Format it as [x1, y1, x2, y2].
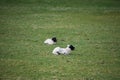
[44, 37, 57, 45]
[52, 45, 75, 55]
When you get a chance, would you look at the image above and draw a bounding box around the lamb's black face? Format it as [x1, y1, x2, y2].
[52, 37, 57, 42]
[69, 45, 75, 50]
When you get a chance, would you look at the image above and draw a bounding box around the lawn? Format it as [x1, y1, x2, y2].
[0, 0, 120, 80]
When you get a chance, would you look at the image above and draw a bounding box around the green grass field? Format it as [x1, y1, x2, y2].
[0, 0, 120, 80]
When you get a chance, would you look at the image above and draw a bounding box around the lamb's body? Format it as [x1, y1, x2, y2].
[52, 47, 71, 55]
[44, 39, 55, 45]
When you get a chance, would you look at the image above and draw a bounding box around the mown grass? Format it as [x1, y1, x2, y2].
[0, 0, 120, 80]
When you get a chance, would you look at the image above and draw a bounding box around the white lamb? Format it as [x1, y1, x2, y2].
[44, 37, 57, 45]
[52, 45, 75, 55]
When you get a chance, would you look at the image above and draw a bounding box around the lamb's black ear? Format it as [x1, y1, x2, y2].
[69, 45, 75, 50]
[52, 37, 57, 42]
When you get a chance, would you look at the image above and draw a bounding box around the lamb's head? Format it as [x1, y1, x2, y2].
[52, 37, 57, 42]
[67, 45, 75, 51]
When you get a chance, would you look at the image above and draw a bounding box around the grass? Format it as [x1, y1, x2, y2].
[0, 0, 120, 80]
